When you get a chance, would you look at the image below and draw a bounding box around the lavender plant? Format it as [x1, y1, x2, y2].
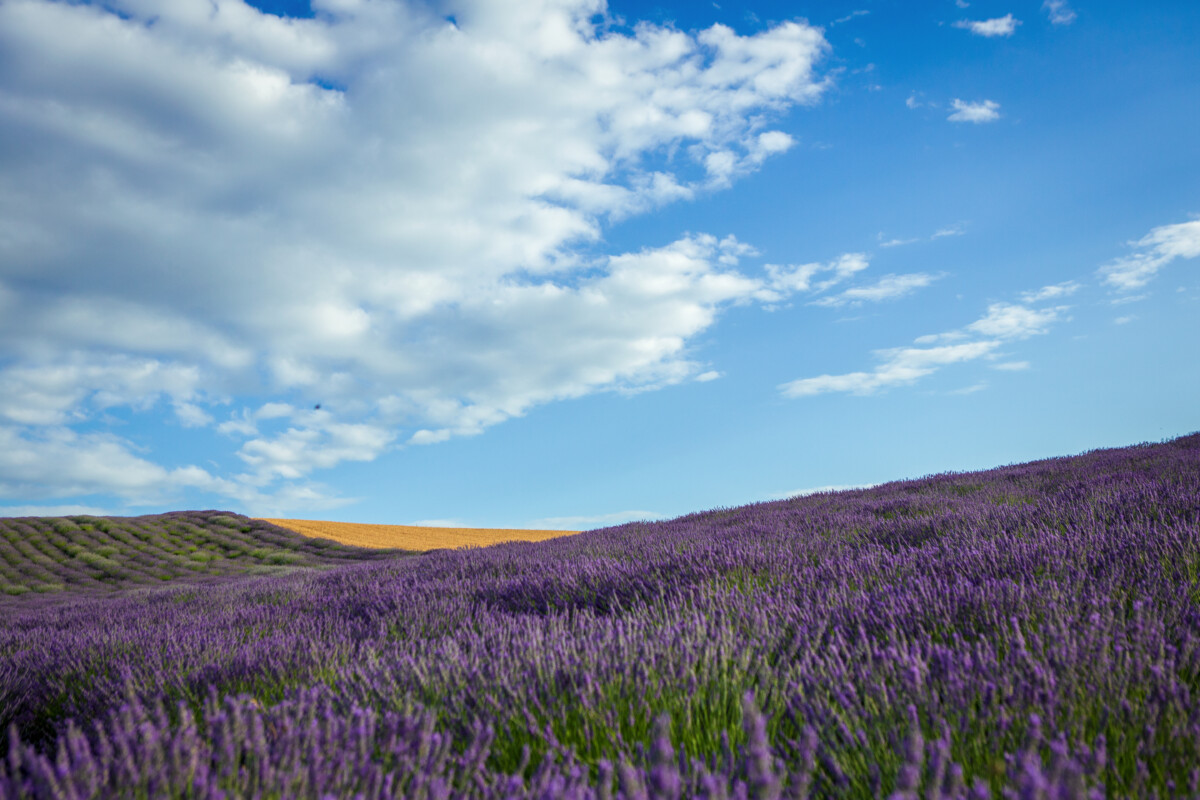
[1, 434, 1198, 798]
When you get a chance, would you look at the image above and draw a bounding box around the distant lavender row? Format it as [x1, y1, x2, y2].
[2, 434, 1199, 797]
[0, 511, 400, 601]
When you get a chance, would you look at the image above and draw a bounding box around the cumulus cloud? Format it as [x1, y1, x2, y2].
[1099, 218, 1200, 291]
[0, 0, 833, 510]
[967, 302, 1068, 339]
[948, 99, 1001, 123]
[780, 292, 1070, 397]
[953, 14, 1021, 37]
[0, 425, 228, 503]
[1043, 0, 1077, 25]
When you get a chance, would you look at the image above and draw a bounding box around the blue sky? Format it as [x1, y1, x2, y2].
[0, 0, 1197, 528]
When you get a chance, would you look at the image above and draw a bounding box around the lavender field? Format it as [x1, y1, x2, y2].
[2, 435, 1200, 798]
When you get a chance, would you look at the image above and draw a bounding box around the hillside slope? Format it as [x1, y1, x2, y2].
[2, 433, 1198, 798]
[0, 510, 402, 599]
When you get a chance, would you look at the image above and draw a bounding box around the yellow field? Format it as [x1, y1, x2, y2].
[257, 518, 580, 552]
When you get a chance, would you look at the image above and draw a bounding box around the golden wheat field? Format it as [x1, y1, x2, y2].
[257, 518, 580, 552]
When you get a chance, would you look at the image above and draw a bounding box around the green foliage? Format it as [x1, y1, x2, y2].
[0, 511, 402, 597]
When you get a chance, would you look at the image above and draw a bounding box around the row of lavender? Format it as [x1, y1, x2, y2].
[2, 434, 1199, 797]
[0, 511, 398, 600]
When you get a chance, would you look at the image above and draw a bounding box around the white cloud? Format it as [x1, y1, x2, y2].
[0, 421, 358, 515]
[0, 0, 833, 509]
[0, 425, 228, 503]
[953, 14, 1021, 37]
[763, 252, 869, 296]
[780, 291, 1070, 397]
[905, 94, 921, 110]
[781, 341, 1001, 397]
[992, 360, 1030, 371]
[1043, 0, 1077, 25]
[695, 370, 722, 382]
[948, 99, 1001, 123]
[831, 10, 870, 25]
[967, 302, 1068, 339]
[1099, 218, 1200, 291]
[878, 223, 965, 248]
[1114, 315, 1136, 325]
[237, 419, 397, 481]
[0, 356, 204, 427]
[1020, 280, 1081, 303]
[931, 224, 967, 239]
[813, 272, 940, 307]
[913, 331, 967, 345]
[173, 402, 213, 428]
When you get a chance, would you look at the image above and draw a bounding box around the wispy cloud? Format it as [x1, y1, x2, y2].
[1098, 218, 1200, 291]
[932, 224, 968, 239]
[1043, 0, 1077, 25]
[832, 10, 870, 25]
[878, 223, 966, 248]
[948, 99, 1001, 123]
[1020, 281, 1082, 303]
[780, 293, 1070, 398]
[764, 253, 869, 295]
[813, 273, 941, 307]
[953, 14, 1021, 37]
[780, 341, 1001, 397]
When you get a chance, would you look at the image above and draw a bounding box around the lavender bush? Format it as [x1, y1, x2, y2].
[2, 434, 1199, 798]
